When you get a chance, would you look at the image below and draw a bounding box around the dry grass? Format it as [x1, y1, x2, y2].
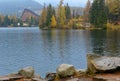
[107, 23, 120, 30]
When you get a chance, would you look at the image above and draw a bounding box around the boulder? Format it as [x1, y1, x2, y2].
[87, 54, 120, 74]
[45, 72, 56, 81]
[18, 66, 34, 78]
[56, 64, 76, 78]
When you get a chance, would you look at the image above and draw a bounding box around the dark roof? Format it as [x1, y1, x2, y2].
[21, 8, 39, 17]
[21, 8, 39, 21]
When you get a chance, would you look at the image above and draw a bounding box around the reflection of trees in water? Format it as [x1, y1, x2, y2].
[90, 29, 120, 56]
[41, 30, 71, 62]
[41, 29, 120, 58]
[106, 29, 120, 56]
[41, 30, 57, 57]
[90, 30, 107, 55]
[58, 30, 71, 58]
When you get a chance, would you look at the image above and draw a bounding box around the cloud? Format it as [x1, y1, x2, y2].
[34, 0, 87, 7]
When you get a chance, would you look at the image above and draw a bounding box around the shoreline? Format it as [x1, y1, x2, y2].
[1, 54, 120, 81]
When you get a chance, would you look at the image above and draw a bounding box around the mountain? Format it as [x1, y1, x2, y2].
[0, 0, 43, 17]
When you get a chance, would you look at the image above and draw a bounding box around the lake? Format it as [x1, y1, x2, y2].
[0, 27, 120, 77]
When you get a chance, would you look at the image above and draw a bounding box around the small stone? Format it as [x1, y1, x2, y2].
[45, 72, 56, 81]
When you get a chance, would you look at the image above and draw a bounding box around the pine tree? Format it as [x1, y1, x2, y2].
[39, 3, 56, 29]
[65, 3, 71, 20]
[72, 9, 75, 18]
[4, 15, 11, 26]
[51, 15, 57, 28]
[90, 0, 108, 28]
[46, 4, 53, 27]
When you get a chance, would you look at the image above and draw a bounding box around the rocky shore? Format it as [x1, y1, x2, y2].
[1, 54, 120, 81]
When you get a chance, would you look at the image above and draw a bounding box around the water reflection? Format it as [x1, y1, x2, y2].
[90, 29, 120, 56]
[0, 28, 120, 77]
[40, 30, 88, 70]
[41, 30, 72, 62]
[105, 29, 120, 56]
[90, 30, 107, 55]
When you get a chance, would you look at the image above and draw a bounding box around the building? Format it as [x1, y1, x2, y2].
[21, 9, 39, 22]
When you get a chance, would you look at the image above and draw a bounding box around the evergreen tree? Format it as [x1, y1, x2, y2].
[90, 0, 108, 28]
[4, 15, 11, 26]
[46, 4, 53, 27]
[45, 4, 56, 28]
[52, 7, 56, 16]
[72, 9, 75, 18]
[65, 3, 71, 20]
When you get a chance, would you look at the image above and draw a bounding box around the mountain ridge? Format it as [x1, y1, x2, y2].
[0, 0, 43, 16]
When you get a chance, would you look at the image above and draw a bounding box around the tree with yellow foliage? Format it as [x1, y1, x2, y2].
[51, 15, 57, 28]
[39, 4, 47, 28]
[106, 0, 120, 23]
[57, 0, 66, 28]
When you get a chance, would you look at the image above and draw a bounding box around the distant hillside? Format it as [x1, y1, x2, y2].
[52, 7, 84, 16]
[70, 7, 84, 16]
[0, 0, 43, 17]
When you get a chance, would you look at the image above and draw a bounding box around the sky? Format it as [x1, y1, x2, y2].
[34, 0, 88, 7]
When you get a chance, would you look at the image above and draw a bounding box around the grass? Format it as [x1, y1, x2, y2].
[107, 23, 120, 30]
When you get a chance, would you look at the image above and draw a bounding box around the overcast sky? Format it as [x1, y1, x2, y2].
[34, 0, 88, 7]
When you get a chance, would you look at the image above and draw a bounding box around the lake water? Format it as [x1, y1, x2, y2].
[0, 27, 120, 77]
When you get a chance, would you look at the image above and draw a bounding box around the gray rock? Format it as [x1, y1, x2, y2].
[87, 54, 120, 74]
[56, 64, 76, 78]
[18, 66, 34, 78]
[45, 72, 56, 81]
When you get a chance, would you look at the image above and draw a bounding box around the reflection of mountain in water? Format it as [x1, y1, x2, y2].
[0, 0, 43, 16]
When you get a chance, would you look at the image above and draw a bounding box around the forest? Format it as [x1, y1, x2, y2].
[0, 0, 120, 28]
[39, 0, 120, 29]
[0, 15, 38, 27]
